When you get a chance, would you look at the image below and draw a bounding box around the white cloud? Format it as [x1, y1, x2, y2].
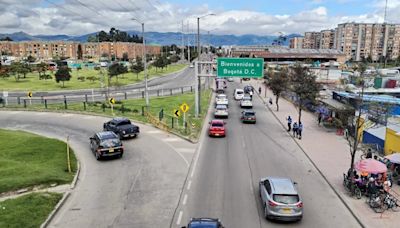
[0, 0, 399, 36]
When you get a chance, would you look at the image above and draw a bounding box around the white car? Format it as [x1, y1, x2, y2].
[240, 96, 253, 108]
[234, 89, 245, 100]
[227, 77, 234, 82]
[214, 105, 228, 118]
[215, 94, 229, 106]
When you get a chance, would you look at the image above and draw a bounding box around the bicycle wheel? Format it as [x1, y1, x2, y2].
[391, 200, 399, 212]
[373, 205, 385, 213]
[355, 188, 362, 199]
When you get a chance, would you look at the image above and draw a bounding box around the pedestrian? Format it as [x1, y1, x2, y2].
[249, 91, 253, 99]
[318, 113, 322, 125]
[292, 122, 298, 137]
[287, 116, 292, 132]
[258, 87, 261, 94]
[269, 97, 273, 105]
[298, 122, 303, 139]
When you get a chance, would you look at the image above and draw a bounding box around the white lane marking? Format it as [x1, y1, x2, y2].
[176, 210, 183, 225]
[163, 137, 181, 142]
[242, 138, 246, 148]
[183, 194, 188, 205]
[82, 116, 94, 119]
[176, 148, 195, 153]
[62, 114, 73, 117]
[187, 180, 192, 190]
[34, 112, 46, 115]
[146, 130, 163, 134]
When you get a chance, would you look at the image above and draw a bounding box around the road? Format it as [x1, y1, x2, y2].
[4, 66, 195, 104]
[174, 80, 362, 228]
[0, 111, 196, 228]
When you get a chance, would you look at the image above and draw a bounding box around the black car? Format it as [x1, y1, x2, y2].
[244, 85, 254, 94]
[90, 131, 124, 160]
[103, 117, 140, 139]
[241, 110, 256, 123]
[182, 218, 224, 228]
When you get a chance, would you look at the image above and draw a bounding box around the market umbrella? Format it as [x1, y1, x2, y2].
[385, 153, 400, 164]
[354, 159, 387, 174]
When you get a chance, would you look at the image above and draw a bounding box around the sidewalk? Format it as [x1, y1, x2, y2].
[249, 80, 399, 228]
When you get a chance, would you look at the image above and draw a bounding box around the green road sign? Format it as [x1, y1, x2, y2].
[217, 58, 264, 78]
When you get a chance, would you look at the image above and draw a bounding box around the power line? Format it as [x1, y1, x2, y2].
[71, 0, 109, 18]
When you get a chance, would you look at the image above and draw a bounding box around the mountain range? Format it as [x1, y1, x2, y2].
[0, 31, 302, 46]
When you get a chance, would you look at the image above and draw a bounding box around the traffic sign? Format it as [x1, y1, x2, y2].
[174, 109, 181, 117]
[180, 103, 189, 113]
[217, 58, 264, 78]
[27, 91, 32, 98]
[109, 97, 115, 104]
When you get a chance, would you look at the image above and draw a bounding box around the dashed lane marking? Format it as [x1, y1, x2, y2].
[175, 148, 195, 153]
[176, 210, 183, 225]
[146, 130, 163, 134]
[187, 180, 192, 190]
[183, 194, 188, 205]
[163, 137, 181, 142]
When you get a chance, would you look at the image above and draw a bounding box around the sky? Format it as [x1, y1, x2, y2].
[0, 0, 399, 36]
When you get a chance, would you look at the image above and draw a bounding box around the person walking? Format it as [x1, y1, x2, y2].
[318, 113, 322, 125]
[287, 116, 292, 132]
[292, 122, 298, 137]
[298, 122, 303, 139]
[269, 97, 273, 105]
[258, 87, 261, 94]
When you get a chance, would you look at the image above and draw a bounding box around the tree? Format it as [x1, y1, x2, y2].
[152, 55, 164, 72]
[396, 55, 400, 66]
[26, 55, 36, 63]
[170, 55, 179, 63]
[130, 56, 144, 79]
[108, 62, 127, 83]
[37, 62, 48, 80]
[290, 64, 320, 123]
[77, 44, 83, 60]
[55, 66, 72, 88]
[9, 62, 24, 82]
[268, 68, 289, 111]
[122, 52, 129, 61]
[366, 55, 372, 63]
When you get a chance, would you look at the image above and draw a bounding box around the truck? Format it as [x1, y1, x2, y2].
[103, 117, 140, 139]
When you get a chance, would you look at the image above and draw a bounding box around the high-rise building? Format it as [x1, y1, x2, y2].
[289, 37, 304, 49]
[303, 32, 321, 49]
[319, 30, 335, 49]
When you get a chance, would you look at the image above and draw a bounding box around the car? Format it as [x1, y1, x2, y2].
[103, 117, 140, 139]
[233, 88, 244, 100]
[227, 77, 234, 82]
[182, 218, 224, 228]
[244, 85, 254, 94]
[208, 119, 226, 137]
[240, 96, 253, 108]
[241, 110, 256, 123]
[189, 64, 194, 68]
[215, 94, 229, 106]
[90, 131, 124, 160]
[259, 177, 303, 222]
[214, 104, 228, 118]
[243, 78, 250, 81]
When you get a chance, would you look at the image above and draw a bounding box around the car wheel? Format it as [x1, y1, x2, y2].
[95, 152, 101, 160]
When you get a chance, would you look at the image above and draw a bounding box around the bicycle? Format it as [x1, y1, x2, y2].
[343, 173, 362, 199]
[366, 192, 385, 213]
[382, 192, 399, 212]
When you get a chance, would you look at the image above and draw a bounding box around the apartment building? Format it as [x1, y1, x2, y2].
[319, 30, 335, 49]
[0, 41, 161, 61]
[303, 32, 321, 49]
[289, 37, 304, 49]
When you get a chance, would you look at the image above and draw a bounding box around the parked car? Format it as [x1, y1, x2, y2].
[182, 218, 224, 228]
[234, 88, 245, 100]
[241, 110, 256, 123]
[259, 177, 303, 222]
[90, 131, 124, 160]
[215, 94, 229, 106]
[227, 77, 234, 82]
[208, 119, 226, 137]
[103, 117, 140, 139]
[214, 104, 228, 118]
[240, 96, 253, 108]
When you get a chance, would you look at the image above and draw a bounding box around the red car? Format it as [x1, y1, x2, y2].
[208, 119, 226, 137]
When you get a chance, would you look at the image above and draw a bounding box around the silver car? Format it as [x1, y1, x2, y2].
[214, 105, 228, 118]
[259, 177, 303, 221]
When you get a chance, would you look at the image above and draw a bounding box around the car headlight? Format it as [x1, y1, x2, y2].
[122, 131, 126, 134]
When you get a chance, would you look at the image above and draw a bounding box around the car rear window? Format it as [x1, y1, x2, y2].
[190, 222, 218, 228]
[273, 194, 299, 204]
[100, 138, 122, 148]
[244, 112, 255, 116]
[236, 91, 243, 94]
[117, 120, 131, 126]
[212, 123, 224, 127]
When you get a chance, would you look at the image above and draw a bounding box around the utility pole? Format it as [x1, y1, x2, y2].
[142, 23, 149, 108]
[181, 20, 184, 62]
[197, 17, 201, 115]
[187, 21, 191, 63]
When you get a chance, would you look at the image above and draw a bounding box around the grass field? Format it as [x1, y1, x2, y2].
[0, 129, 77, 193]
[0, 192, 62, 228]
[0, 64, 186, 91]
[3, 90, 212, 140]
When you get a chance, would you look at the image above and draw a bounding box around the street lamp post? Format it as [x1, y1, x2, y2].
[132, 18, 149, 109]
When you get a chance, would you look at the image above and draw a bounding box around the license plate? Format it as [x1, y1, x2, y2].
[109, 148, 114, 153]
[282, 208, 291, 213]
[215, 134, 220, 136]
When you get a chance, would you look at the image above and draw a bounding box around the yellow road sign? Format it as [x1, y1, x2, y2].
[27, 91, 32, 98]
[180, 103, 189, 113]
[109, 97, 115, 104]
[174, 109, 181, 118]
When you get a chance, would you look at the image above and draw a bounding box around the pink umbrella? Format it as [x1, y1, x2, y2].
[355, 159, 387, 174]
[385, 153, 400, 164]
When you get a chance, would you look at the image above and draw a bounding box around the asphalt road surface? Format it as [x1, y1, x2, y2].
[174, 80, 362, 228]
[0, 111, 196, 228]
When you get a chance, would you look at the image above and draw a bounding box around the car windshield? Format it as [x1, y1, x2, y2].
[189, 221, 218, 228]
[236, 91, 243, 94]
[100, 138, 121, 148]
[211, 122, 224, 127]
[116, 120, 131, 126]
[273, 194, 299, 204]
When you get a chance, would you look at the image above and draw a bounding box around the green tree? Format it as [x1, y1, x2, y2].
[122, 52, 129, 61]
[268, 68, 289, 111]
[77, 44, 83, 60]
[130, 56, 144, 79]
[170, 55, 179, 63]
[290, 64, 320, 123]
[55, 66, 72, 88]
[9, 62, 24, 81]
[26, 55, 36, 63]
[108, 62, 127, 83]
[37, 62, 48, 80]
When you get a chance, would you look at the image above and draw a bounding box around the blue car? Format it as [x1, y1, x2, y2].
[182, 218, 224, 228]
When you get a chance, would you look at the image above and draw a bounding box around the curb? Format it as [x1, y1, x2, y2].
[40, 192, 71, 228]
[70, 161, 80, 189]
[255, 90, 366, 228]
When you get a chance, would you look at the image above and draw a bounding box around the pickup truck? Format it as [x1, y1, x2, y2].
[103, 117, 140, 139]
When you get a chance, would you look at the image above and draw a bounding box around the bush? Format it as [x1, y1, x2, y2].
[39, 74, 52, 80]
[77, 76, 85, 81]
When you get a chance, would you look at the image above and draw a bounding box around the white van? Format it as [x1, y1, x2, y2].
[234, 89, 244, 100]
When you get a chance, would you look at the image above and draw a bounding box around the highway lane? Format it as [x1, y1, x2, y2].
[4, 66, 195, 104]
[0, 111, 196, 228]
[175, 80, 361, 228]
